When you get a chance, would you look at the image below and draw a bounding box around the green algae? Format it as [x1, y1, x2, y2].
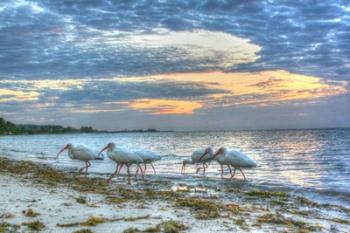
[245, 190, 289, 199]
[0, 222, 10, 233]
[105, 196, 127, 204]
[295, 196, 320, 208]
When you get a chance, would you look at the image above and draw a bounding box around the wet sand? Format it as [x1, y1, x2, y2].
[0, 157, 349, 233]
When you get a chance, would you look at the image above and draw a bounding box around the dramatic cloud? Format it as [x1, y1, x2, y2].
[0, 0, 349, 129]
[0, 70, 347, 116]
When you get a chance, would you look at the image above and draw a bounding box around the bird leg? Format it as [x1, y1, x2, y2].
[127, 165, 131, 184]
[84, 161, 91, 177]
[238, 167, 246, 180]
[137, 164, 145, 179]
[181, 164, 185, 174]
[117, 164, 124, 176]
[196, 166, 202, 174]
[107, 164, 119, 183]
[144, 164, 147, 174]
[78, 162, 88, 175]
[220, 164, 224, 178]
[150, 163, 156, 174]
[230, 167, 237, 179]
[135, 164, 139, 177]
[202, 163, 206, 176]
[227, 165, 232, 177]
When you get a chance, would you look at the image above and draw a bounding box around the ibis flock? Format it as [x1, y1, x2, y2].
[56, 143, 257, 184]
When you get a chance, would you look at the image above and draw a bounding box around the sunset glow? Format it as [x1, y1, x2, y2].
[128, 99, 203, 115]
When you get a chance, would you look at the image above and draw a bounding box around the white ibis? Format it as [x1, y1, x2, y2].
[181, 147, 213, 176]
[212, 147, 257, 180]
[99, 142, 144, 184]
[135, 150, 161, 174]
[56, 144, 99, 176]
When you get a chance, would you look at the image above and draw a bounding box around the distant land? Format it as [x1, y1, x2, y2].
[0, 117, 159, 135]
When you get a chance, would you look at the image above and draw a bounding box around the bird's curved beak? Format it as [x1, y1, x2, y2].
[213, 150, 221, 160]
[198, 150, 208, 162]
[98, 145, 109, 156]
[56, 144, 68, 159]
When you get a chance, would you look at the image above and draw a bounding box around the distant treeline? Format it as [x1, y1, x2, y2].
[0, 117, 159, 135]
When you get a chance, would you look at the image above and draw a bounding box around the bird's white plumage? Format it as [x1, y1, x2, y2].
[225, 150, 257, 167]
[181, 147, 213, 175]
[190, 147, 213, 163]
[135, 150, 161, 163]
[215, 147, 257, 167]
[107, 147, 143, 164]
[67, 145, 98, 161]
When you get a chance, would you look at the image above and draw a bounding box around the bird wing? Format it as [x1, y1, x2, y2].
[110, 148, 143, 163]
[192, 149, 210, 162]
[226, 150, 257, 167]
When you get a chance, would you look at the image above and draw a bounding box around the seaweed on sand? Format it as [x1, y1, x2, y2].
[23, 208, 40, 217]
[57, 216, 106, 227]
[245, 190, 289, 199]
[163, 220, 187, 233]
[73, 229, 94, 233]
[57, 215, 151, 228]
[122, 220, 186, 233]
[22, 220, 46, 231]
[256, 213, 321, 231]
[175, 198, 220, 219]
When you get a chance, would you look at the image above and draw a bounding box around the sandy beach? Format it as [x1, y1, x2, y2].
[0, 157, 349, 233]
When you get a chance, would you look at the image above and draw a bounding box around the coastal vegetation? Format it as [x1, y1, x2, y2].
[0, 117, 159, 135]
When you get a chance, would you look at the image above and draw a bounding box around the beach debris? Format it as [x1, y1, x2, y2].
[23, 208, 40, 217]
[22, 220, 46, 231]
[0, 222, 20, 233]
[75, 196, 87, 204]
[72, 229, 94, 233]
[57, 215, 152, 228]
[256, 213, 321, 231]
[57, 216, 106, 227]
[122, 220, 186, 233]
[175, 198, 220, 219]
[163, 220, 187, 233]
[0, 213, 14, 219]
[123, 227, 139, 233]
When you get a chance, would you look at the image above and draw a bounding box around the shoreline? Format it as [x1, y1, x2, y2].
[0, 157, 349, 232]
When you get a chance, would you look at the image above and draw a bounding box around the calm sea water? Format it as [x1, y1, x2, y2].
[1, 129, 349, 206]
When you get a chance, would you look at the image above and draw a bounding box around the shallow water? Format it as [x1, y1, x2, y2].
[1, 129, 350, 206]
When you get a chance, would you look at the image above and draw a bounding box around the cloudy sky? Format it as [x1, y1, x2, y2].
[0, 0, 349, 130]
